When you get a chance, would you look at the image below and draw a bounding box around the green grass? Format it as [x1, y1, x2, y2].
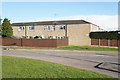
[2, 46, 55, 50]
[58, 46, 118, 51]
[2, 56, 113, 78]
[1, 46, 118, 51]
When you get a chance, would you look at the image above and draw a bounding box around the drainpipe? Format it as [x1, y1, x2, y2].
[25, 25, 27, 38]
[65, 24, 67, 38]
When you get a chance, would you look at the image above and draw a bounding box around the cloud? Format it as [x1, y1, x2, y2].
[16, 15, 118, 31]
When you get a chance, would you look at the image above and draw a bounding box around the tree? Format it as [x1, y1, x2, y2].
[2, 18, 13, 37]
[0, 18, 2, 35]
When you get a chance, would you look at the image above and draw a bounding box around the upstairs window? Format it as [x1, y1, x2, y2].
[19, 26, 24, 31]
[58, 26, 65, 30]
[52, 26, 55, 30]
[44, 26, 50, 30]
[29, 26, 34, 30]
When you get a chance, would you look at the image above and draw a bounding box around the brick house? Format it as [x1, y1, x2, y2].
[12, 20, 104, 46]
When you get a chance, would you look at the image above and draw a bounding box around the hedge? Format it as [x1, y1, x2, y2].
[89, 31, 120, 40]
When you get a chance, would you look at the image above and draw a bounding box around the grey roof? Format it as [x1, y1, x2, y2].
[12, 20, 92, 26]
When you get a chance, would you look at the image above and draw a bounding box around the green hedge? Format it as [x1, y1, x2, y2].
[89, 31, 120, 40]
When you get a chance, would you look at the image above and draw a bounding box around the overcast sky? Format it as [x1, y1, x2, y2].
[1, 2, 118, 31]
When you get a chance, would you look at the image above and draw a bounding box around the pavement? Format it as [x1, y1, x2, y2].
[2, 49, 119, 78]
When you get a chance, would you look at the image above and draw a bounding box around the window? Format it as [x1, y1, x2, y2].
[29, 26, 34, 30]
[58, 26, 65, 30]
[19, 26, 24, 31]
[44, 26, 50, 30]
[52, 26, 55, 30]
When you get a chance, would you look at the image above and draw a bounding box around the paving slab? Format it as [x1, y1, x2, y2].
[95, 62, 119, 73]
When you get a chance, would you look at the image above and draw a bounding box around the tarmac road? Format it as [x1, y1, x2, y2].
[2, 49, 119, 78]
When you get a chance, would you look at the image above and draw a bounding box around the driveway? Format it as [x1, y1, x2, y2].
[2, 49, 119, 78]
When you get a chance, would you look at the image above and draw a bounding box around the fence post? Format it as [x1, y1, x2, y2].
[20, 38, 22, 46]
[108, 39, 110, 47]
[118, 40, 120, 47]
[98, 39, 100, 47]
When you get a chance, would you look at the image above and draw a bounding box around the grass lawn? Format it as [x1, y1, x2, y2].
[1, 46, 118, 51]
[58, 46, 118, 51]
[2, 56, 113, 78]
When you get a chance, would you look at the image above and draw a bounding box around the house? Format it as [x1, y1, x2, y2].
[11, 20, 104, 46]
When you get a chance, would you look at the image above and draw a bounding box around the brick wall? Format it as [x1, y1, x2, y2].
[1, 37, 68, 47]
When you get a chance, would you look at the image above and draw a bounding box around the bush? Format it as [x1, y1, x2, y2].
[89, 31, 120, 40]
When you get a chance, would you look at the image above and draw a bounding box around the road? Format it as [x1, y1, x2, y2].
[2, 49, 119, 78]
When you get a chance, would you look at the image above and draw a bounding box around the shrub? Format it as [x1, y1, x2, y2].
[89, 31, 120, 40]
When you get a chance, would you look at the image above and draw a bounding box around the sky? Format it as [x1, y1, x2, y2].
[1, 2, 118, 31]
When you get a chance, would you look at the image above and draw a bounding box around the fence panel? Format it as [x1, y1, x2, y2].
[110, 40, 118, 47]
[22, 39, 57, 47]
[100, 39, 108, 46]
[2, 38, 21, 46]
[1, 38, 68, 47]
[91, 39, 99, 46]
[57, 38, 68, 47]
[91, 38, 119, 47]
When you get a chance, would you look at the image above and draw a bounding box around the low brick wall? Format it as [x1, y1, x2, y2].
[1, 37, 68, 47]
[91, 38, 119, 47]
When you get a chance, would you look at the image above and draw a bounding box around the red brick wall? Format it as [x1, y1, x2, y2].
[91, 39, 99, 45]
[1, 38, 68, 47]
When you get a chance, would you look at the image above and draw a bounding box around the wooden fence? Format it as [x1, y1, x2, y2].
[0, 37, 68, 47]
[91, 38, 120, 47]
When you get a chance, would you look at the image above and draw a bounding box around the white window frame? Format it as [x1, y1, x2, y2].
[29, 26, 34, 31]
[52, 26, 55, 30]
[44, 26, 50, 30]
[19, 26, 24, 31]
[58, 26, 65, 30]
